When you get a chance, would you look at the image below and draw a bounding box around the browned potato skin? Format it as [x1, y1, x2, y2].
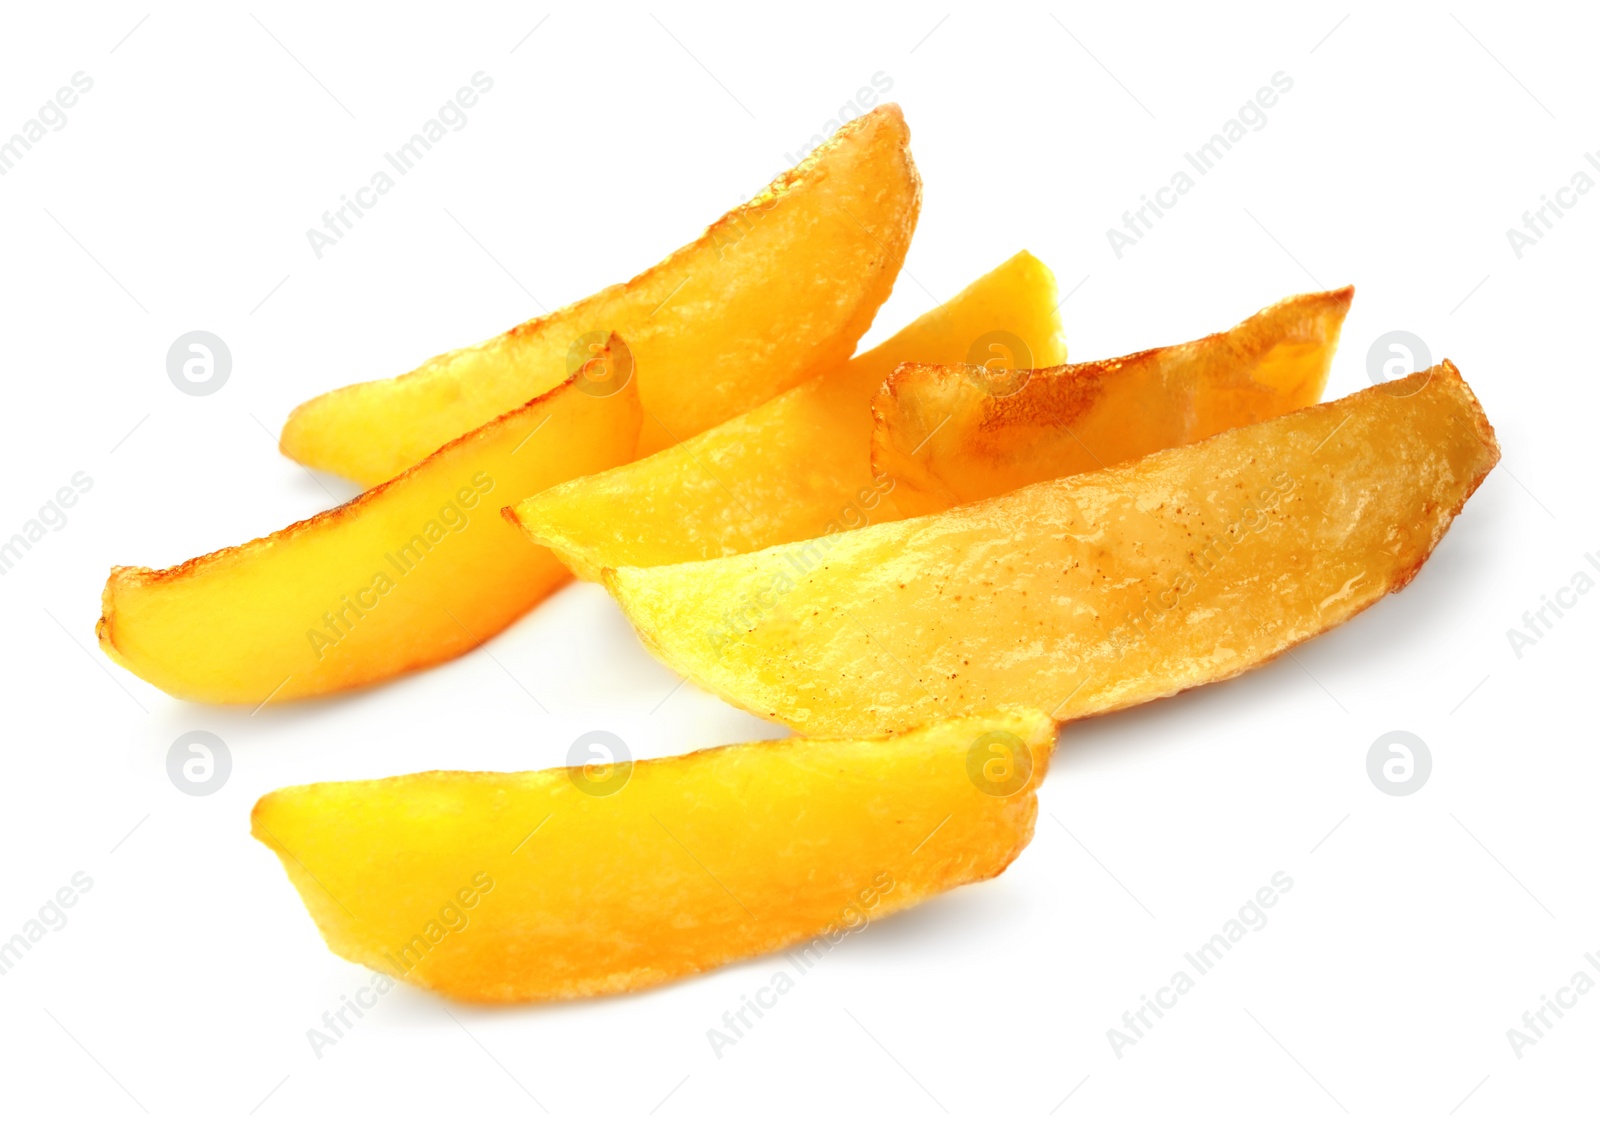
[874, 287, 1353, 517]
[606, 364, 1499, 737]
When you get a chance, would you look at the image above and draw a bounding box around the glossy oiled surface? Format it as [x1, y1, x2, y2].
[873, 286, 1352, 516]
[98, 366, 641, 705]
[509, 252, 1066, 580]
[608, 365, 1499, 737]
[251, 711, 1055, 1002]
[280, 104, 921, 484]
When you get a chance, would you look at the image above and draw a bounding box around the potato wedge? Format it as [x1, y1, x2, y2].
[251, 710, 1055, 1002]
[98, 341, 640, 705]
[874, 286, 1353, 517]
[508, 251, 1067, 580]
[280, 105, 920, 483]
[606, 364, 1499, 737]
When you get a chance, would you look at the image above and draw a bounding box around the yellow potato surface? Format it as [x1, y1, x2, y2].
[99, 355, 640, 705]
[252, 710, 1055, 1002]
[281, 105, 921, 483]
[508, 251, 1066, 580]
[607, 364, 1499, 737]
[874, 286, 1352, 516]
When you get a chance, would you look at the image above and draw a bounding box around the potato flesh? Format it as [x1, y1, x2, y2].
[98, 364, 641, 704]
[251, 711, 1055, 1002]
[509, 251, 1067, 580]
[607, 365, 1499, 737]
[873, 287, 1353, 517]
[279, 105, 920, 485]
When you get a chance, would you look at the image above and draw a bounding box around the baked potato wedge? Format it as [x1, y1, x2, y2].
[281, 104, 921, 482]
[874, 286, 1352, 516]
[98, 341, 640, 705]
[606, 364, 1498, 737]
[507, 251, 1067, 580]
[251, 710, 1055, 1002]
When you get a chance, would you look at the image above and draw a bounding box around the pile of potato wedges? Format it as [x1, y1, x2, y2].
[98, 105, 1499, 1001]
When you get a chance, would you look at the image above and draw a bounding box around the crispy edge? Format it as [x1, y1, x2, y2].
[280, 105, 917, 449]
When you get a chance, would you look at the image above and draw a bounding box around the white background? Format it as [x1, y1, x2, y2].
[0, 2, 1595, 1124]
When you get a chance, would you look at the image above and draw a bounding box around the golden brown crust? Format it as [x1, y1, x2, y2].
[614, 363, 1498, 737]
[281, 105, 916, 443]
[1041, 362, 1500, 729]
[873, 284, 1355, 455]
